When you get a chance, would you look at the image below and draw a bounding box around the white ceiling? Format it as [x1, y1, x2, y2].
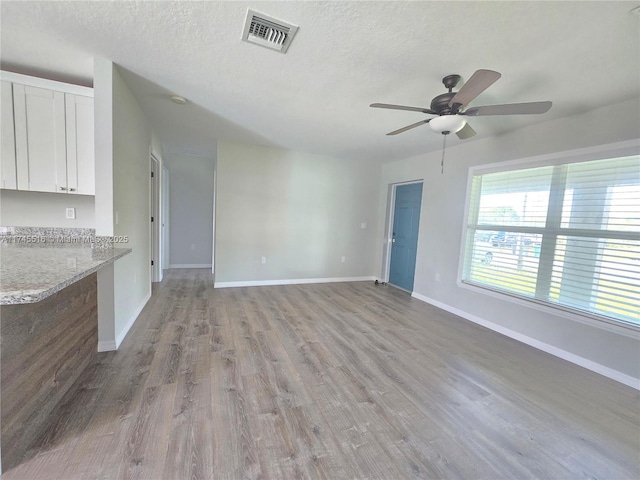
[1, 1, 639, 163]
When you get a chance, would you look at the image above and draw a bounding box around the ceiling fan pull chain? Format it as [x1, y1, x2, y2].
[441, 134, 447, 174]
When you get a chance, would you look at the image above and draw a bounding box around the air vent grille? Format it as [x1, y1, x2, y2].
[242, 9, 299, 53]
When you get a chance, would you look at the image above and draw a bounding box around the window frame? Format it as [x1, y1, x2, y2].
[457, 139, 640, 337]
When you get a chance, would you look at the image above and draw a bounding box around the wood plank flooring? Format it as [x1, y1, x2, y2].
[3, 268, 639, 479]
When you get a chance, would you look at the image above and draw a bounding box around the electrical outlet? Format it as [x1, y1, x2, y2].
[341, 256, 346, 263]
[191, 244, 196, 251]
[360, 222, 367, 229]
[66, 207, 76, 219]
[435, 273, 440, 282]
[261, 256, 267, 264]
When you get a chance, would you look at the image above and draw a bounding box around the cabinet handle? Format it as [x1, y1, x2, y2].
[59, 187, 68, 191]
[69, 188, 76, 192]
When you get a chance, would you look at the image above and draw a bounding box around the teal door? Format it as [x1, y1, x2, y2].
[389, 182, 423, 291]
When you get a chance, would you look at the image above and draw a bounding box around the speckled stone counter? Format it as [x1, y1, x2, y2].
[0, 244, 131, 305]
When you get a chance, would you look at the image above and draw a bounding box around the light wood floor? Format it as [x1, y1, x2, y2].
[4, 269, 639, 479]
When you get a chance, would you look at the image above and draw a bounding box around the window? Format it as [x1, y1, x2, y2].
[461, 151, 640, 328]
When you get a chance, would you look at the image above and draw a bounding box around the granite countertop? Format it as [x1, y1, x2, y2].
[0, 244, 131, 305]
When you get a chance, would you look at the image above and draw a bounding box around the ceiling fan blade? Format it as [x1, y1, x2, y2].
[463, 101, 552, 116]
[371, 103, 437, 115]
[386, 119, 431, 135]
[456, 123, 476, 140]
[448, 69, 501, 109]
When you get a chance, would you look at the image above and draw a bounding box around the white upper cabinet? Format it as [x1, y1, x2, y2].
[0, 71, 94, 195]
[65, 94, 95, 195]
[13, 84, 67, 193]
[1, 81, 17, 189]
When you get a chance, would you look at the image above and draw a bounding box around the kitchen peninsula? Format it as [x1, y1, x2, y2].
[0, 227, 130, 471]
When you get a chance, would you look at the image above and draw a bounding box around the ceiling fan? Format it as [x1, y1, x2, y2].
[371, 69, 552, 139]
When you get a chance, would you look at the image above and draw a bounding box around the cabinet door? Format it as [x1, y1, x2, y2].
[13, 84, 66, 193]
[1, 81, 17, 189]
[65, 94, 94, 195]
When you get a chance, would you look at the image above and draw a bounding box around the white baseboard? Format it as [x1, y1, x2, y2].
[97, 291, 151, 352]
[411, 292, 639, 391]
[115, 291, 152, 349]
[169, 264, 212, 269]
[214, 276, 376, 289]
[97, 340, 116, 352]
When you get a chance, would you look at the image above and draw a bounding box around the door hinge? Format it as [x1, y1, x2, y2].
[151, 260, 154, 266]
[151, 171, 154, 178]
[151, 216, 154, 222]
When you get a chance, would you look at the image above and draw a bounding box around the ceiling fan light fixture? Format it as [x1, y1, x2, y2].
[429, 115, 466, 134]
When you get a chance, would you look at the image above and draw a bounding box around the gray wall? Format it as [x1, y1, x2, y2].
[375, 98, 640, 383]
[168, 154, 214, 267]
[215, 141, 380, 283]
[0, 190, 94, 227]
[94, 59, 160, 348]
[111, 65, 154, 339]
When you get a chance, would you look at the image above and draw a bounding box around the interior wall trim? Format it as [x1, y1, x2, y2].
[214, 276, 376, 289]
[115, 291, 151, 349]
[411, 292, 639, 391]
[97, 340, 117, 352]
[98, 291, 151, 352]
[168, 264, 213, 269]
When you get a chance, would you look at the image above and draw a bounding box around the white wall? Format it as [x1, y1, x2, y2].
[94, 58, 114, 237]
[111, 65, 154, 341]
[375, 98, 640, 385]
[215, 141, 380, 285]
[94, 58, 116, 348]
[168, 154, 214, 268]
[0, 190, 94, 227]
[94, 58, 161, 350]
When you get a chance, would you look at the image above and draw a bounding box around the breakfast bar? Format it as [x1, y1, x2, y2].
[0, 233, 131, 471]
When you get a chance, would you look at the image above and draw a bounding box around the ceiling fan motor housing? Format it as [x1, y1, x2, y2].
[430, 74, 462, 115]
[430, 92, 457, 115]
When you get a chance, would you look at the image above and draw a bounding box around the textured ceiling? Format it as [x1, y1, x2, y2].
[1, 1, 639, 163]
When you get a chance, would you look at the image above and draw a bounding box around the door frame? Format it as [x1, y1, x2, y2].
[382, 179, 423, 285]
[161, 165, 170, 274]
[150, 153, 161, 282]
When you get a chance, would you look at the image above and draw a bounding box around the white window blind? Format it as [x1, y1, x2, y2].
[461, 154, 640, 327]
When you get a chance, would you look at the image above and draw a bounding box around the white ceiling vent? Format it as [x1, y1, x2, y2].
[242, 9, 299, 54]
